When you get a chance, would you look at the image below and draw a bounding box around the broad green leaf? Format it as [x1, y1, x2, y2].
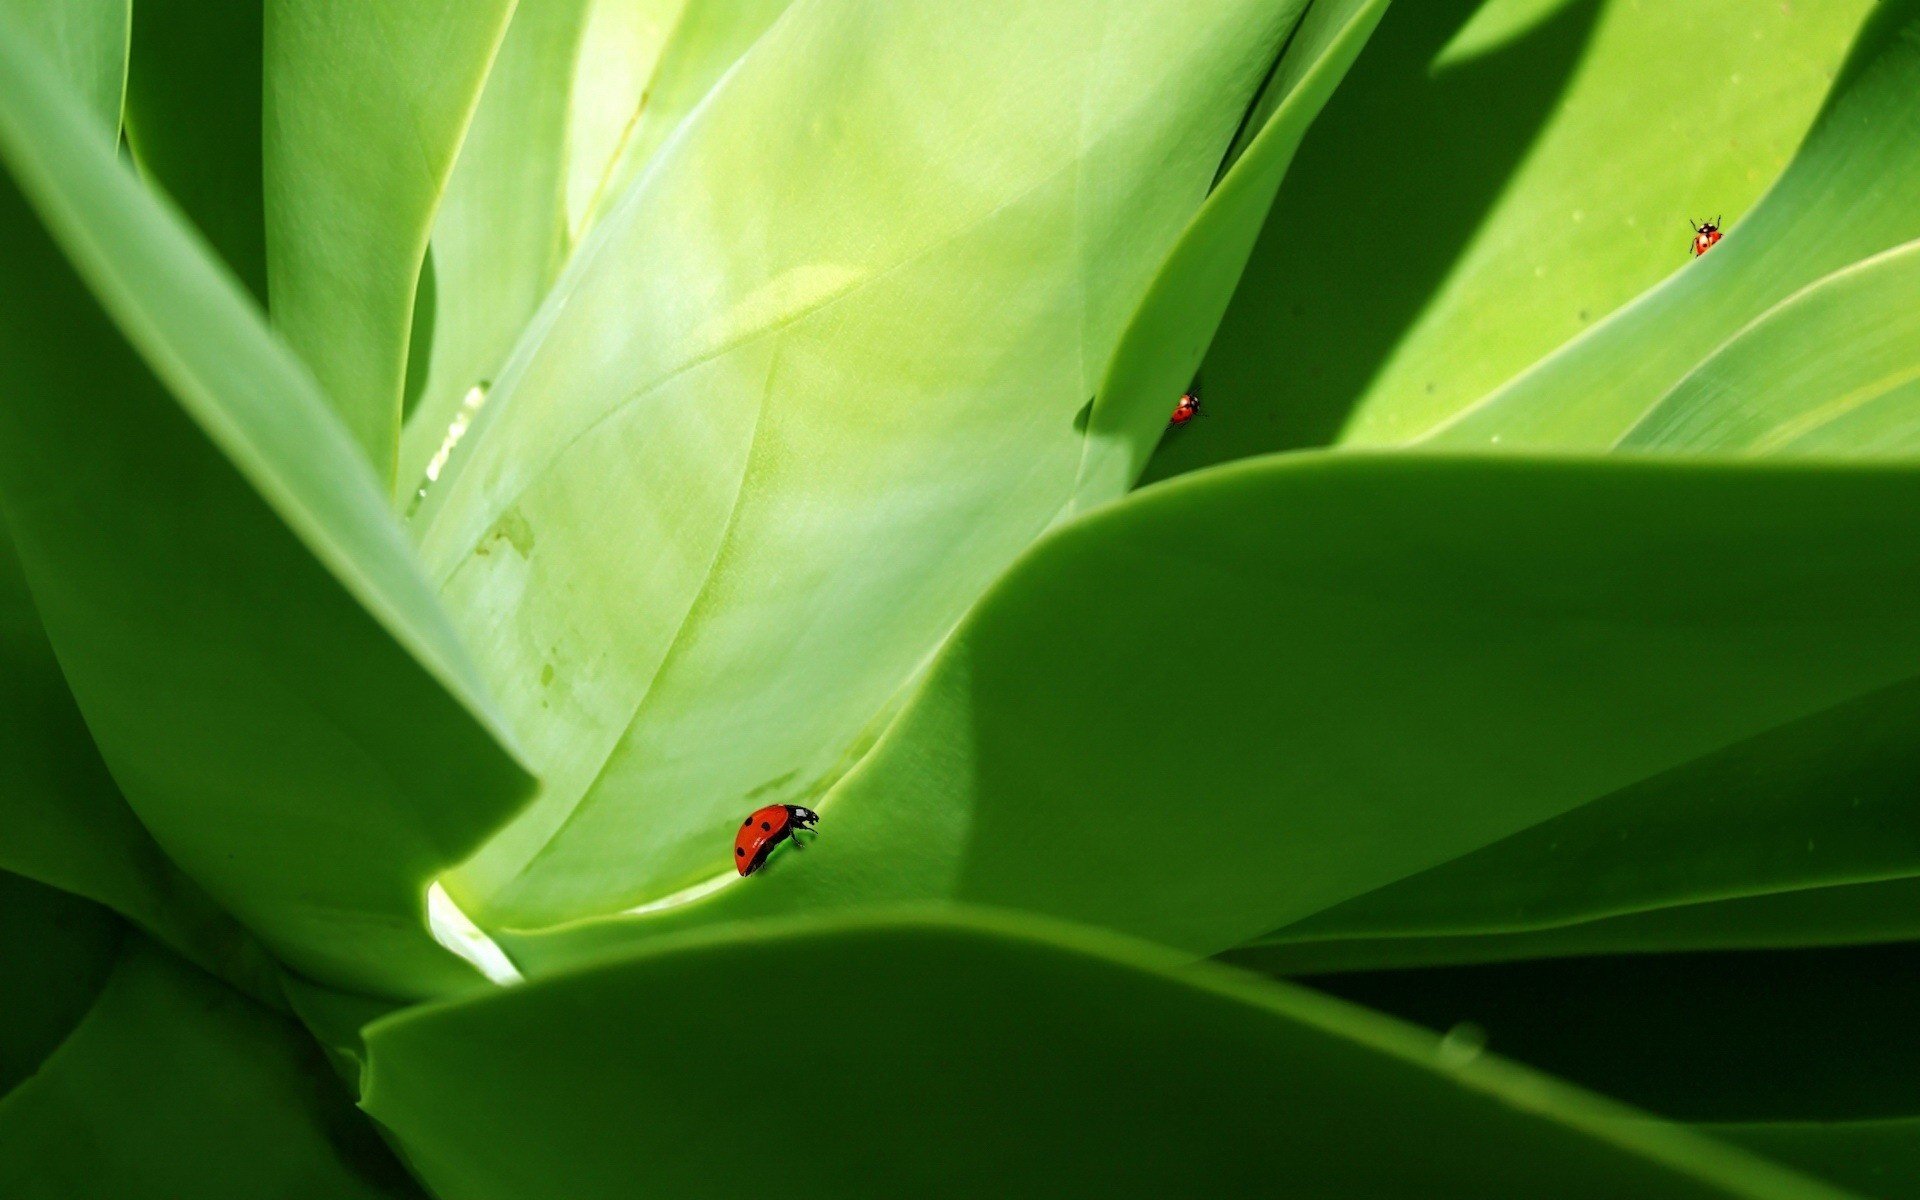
[1069, 0, 1388, 505]
[123, 0, 268, 302]
[264, 0, 518, 480]
[558, 0, 688, 237]
[0, 33, 533, 998]
[1148, 0, 1871, 480]
[0, 522, 272, 998]
[1713, 1120, 1920, 1200]
[0, 870, 121, 1095]
[419, 0, 1314, 927]
[1235, 669, 1920, 972]
[398, 0, 595, 495]
[1620, 239, 1920, 454]
[504, 454, 1920, 974]
[0, 937, 421, 1200]
[1426, 0, 1920, 449]
[366, 911, 1848, 1199]
[0, 0, 126, 135]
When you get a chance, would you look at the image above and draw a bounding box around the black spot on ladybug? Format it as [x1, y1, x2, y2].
[735, 847, 745, 857]
[760, 822, 771, 830]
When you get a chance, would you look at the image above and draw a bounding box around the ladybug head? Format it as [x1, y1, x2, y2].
[786, 805, 820, 831]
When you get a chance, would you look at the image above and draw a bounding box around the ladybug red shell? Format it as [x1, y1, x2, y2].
[1690, 217, 1722, 257]
[734, 804, 820, 876]
[1169, 392, 1200, 427]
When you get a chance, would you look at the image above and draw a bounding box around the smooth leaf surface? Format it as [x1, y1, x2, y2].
[1234, 668, 1920, 972]
[123, 0, 268, 302]
[1714, 1121, 1920, 1200]
[367, 911, 1848, 1200]
[1149, 0, 1871, 478]
[0, 0, 126, 135]
[398, 0, 594, 494]
[0, 871, 121, 1095]
[420, 0, 1312, 927]
[0, 938, 420, 1200]
[1069, 0, 1387, 505]
[1620, 239, 1920, 454]
[1425, 0, 1920, 449]
[264, 0, 518, 479]
[500, 454, 1920, 974]
[0, 34, 533, 998]
[0, 523, 269, 997]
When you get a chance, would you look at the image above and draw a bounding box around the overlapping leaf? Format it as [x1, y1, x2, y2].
[264, 0, 518, 479]
[366, 911, 1847, 1199]
[418, 0, 1324, 928]
[0, 32, 532, 998]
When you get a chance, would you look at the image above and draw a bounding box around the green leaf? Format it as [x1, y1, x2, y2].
[1150, 0, 1872, 478]
[0, 0, 127, 136]
[503, 454, 1920, 975]
[1235, 669, 1920, 973]
[1620, 240, 1920, 454]
[0, 521, 272, 998]
[1069, 0, 1388, 505]
[0, 937, 421, 1200]
[417, 0, 1317, 927]
[123, 0, 268, 302]
[1425, 0, 1920, 449]
[0, 32, 533, 999]
[264, 0, 519, 481]
[0, 870, 121, 1095]
[365, 911, 1850, 1199]
[1712, 1120, 1920, 1200]
[397, 0, 593, 495]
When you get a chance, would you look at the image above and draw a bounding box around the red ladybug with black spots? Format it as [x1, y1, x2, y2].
[1169, 391, 1200, 427]
[1689, 216, 1722, 257]
[734, 804, 820, 876]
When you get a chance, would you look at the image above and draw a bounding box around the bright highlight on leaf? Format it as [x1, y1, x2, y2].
[6, 0, 1920, 1194]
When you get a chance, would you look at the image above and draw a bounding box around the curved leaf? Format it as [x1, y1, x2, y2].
[263, 0, 518, 479]
[0, 871, 120, 1096]
[1621, 239, 1920, 454]
[1151, 0, 1871, 477]
[366, 911, 1847, 1200]
[418, 0, 1313, 927]
[499, 453, 1920, 974]
[0, 937, 420, 1200]
[0, 33, 533, 998]
[1426, 0, 1920, 448]
[1713, 1120, 1920, 1200]
[0, 0, 126, 135]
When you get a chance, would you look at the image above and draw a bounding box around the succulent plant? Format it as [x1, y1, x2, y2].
[3, 0, 1918, 1196]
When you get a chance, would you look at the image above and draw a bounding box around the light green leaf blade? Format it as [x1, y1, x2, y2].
[0, 870, 121, 1095]
[1149, 0, 1871, 478]
[264, 0, 518, 481]
[1235, 669, 1920, 973]
[502, 454, 1920, 973]
[1069, 0, 1388, 505]
[398, 0, 594, 494]
[0, 937, 421, 1200]
[366, 911, 1851, 1200]
[0, 522, 271, 998]
[0, 32, 533, 998]
[1620, 239, 1920, 454]
[1425, 0, 1920, 449]
[0, 0, 126, 136]
[420, 0, 1312, 927]
[123, 0, 268, 302]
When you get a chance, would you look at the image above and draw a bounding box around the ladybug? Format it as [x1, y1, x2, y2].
[733, 804, 819, 876]
[1689, 216, 1722, 257]
[1169, 391, 1200, 427]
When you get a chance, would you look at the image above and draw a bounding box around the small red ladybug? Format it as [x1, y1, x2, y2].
[1169, 391, 1200, 427]
[1689, 216, 1722, 257]
[733, 804, 819, 876]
